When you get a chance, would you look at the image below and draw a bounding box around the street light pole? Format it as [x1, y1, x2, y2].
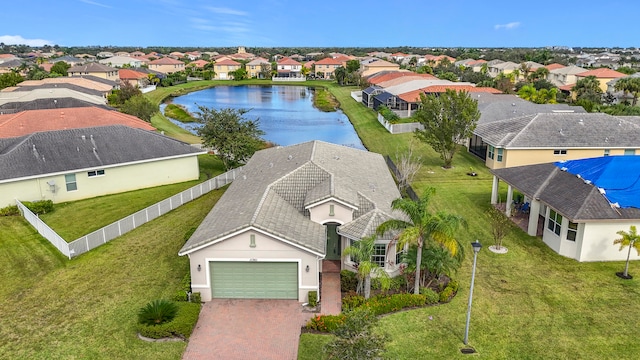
[464, 240, 482, 346]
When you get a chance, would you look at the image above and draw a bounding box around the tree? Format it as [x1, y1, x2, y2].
[377, 188, 467, 294]
[572, 75, 603, 104]
[346, 59, 360, 73]
[437, 71, 458, 82]
[402, 243, 460, 289]
[120, 94, 157, 122]
[394, 142, 422, 195]
[259, 63, 271, 79]
[342, 235, 390, 299]
[613, 225, 640, 279]
[196, 107, 265, 170]
[50, 61, 70, 76]
[0, 72, 23, 90]
[486, 207, 511, 250]
[413, 89, 480, 168]
[324, 308, 387, 359]
[614, 77, 640, 106]
[112, 81, 142, 106]
[334, 66, 346, 85]
[230, 67, 248, 80]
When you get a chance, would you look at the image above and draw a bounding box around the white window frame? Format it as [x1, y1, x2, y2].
[65, 174, 77, 192]
[553, 149, 567, 155]
[567, 221, 578, 241]
[548, 209, 562, 236]
[372, 244, 386, 267]
[488, 145, 495, 160]
[87, 169, 105, 177]
[496, 148, 504, 162]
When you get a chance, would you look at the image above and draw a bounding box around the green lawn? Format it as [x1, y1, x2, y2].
[297, 84, 640, 359]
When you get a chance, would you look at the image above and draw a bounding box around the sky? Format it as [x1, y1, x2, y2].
[1, 0, 639, 48]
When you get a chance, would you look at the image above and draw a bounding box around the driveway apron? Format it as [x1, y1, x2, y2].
[182, 299, 312, 360]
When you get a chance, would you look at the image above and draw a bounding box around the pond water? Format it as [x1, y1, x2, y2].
[162, 85, 364, 149]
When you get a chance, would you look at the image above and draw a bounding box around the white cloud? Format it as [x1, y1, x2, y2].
[79, 0, 112, 8]
[0, 35, 53, 47]
[205, 6, 248, 16]
[494, 22, 521, 30]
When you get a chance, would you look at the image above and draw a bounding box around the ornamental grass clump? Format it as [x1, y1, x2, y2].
[138, 299, 179, 326]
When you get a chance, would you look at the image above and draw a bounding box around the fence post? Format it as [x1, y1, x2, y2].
[103, 228, 107, 243]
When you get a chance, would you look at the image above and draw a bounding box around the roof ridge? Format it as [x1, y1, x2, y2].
[533, 166, 560, 200]
[504, 114, 539, 147]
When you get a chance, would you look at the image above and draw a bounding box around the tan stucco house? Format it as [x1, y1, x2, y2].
[214, 59, 241, 80]
[178, 141, 403, 303]
[68, 63, 119, 81]
[0, 125, 204, 208]
[148, 57, 186, 74]
[313, 57, 343, 79]
[491, 158, 640, 262]
[360, 59, 400, 77]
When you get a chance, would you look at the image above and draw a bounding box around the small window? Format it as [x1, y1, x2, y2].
[372, 244, 386, 267]
[329, 204, 335, 216]
[604, 149, 610, 156]
[488, 145, 495, 160]
[547, 209, 562, 236]
[497, 148, 504, 162]
[65, 174, 77, 192]
[567, 222, 578, 241]
[87, 169, 105, 177]
[553, 149, 567, 155]
[624, 149, 636, 156]
[395, 243, 405, 265]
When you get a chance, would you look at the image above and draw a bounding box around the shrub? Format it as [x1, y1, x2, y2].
[137, 302, 201, 339]
[138, 299, 179, 326]
[378, 105, 400, 124]
[324, 308, 387, 359]
[340, 270, 358, 292]
[173, 290, 188, 302]
[420, 288, 440, 304]
[23, 200, 54, 215]
[439, 281, 459, 303]
[0, 205, 19, 216]
[190, 292, 202, 304]
[363, 293, 426, 316]
[342, 294, 366, 312]
[308, 291, 318, 307]
[306, 314, 346, 333]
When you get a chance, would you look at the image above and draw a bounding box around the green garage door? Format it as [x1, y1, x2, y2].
[210, 262, 298, 299]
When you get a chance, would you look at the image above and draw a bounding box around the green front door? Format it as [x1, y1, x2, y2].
[210, 262, 298, 299]
[326, 223, 341, 260]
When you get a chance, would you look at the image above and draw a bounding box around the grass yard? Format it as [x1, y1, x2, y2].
[296, 85, 640, 359]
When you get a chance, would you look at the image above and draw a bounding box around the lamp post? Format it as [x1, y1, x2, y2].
[463, 240, 482, 346]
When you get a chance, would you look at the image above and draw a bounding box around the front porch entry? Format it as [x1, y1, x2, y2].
[325, 223, 341, 260]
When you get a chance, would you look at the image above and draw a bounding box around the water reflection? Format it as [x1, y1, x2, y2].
[164, 85, 364, 149]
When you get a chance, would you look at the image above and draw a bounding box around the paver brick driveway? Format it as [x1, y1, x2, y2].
[182, 299, 313, 360]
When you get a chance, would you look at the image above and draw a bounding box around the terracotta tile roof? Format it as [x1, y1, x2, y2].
[368, 71, 436, 85]
[545, 63, 566, 71]
[119, 69, 148, 80]
[314, 57, 342, 65]
[576, 68, 626, 78]
[215, 59, 241, 66]
[189, 59, 210, 68]
[0, 107, 155, 138]
[277, 57, 301, 65]
[149, 57, 185, 65]
[398, 85, 501, 103]
[559, 83, 575, 91]
[333, 55, 352, 62]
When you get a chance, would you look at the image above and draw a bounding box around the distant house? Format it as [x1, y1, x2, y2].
[574, 68, 627, 93]
[178, 141, 403, 302]
[68, 63, 119, 81]
[49, 55, 84, 66]
[548, 65, 587, 87]
[313, 57, 343, 79]
[119, 69, 150, 88]
[0, 125, 204, 208]
[12, 76, 116, 97]
[0, 88, 107, 107]
[148, 57, 185, 74]
[130, 51, 146, 57]
[246, 57, 271, 79]
[360, 59, 400, 77]
[214, 59, 241, 80]
[189, 59, 210, 69]
[276, 57, 303, 78]
[99, 56, 143, 68]
[490, 157, 640, 262]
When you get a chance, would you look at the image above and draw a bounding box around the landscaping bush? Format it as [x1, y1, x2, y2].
[342, 294, 366, 312]
[439, 280, 459, 303]
[308, 291, 318, 307]
[363, 293, 427, 316]
[173, 290, 188, 302]
[324, 308, 387, 359]
[138, 299, 179, 326]
[340, 270, 358, 292]
[420, 288, 440, 304]
[190, 292, 202, 304]
[23, 200, 54, 215]
[378, 105, 400, 124]
[306, 314, 346, 333]
[0, 205, 19, 216]
[137, 301, 201, 339]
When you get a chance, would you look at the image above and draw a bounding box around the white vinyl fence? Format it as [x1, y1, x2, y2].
[17, 167, 243, 259]
[376, 113, 424, 134]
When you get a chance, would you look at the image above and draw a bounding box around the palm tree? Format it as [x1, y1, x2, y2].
[342, 235, 389, 299]
[614, 77, 640, 106]
[613, 225, 640, 278]
[572, 75, 603, 104]
[377, 188, 467, 294]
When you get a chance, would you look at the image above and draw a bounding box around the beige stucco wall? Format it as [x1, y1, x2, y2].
[361, 65, 399, 77]
[68, 70, 119, 81]
[149, 63, 185, 74]
[315, 64, 339, 79]
[2, 155, 200, 207]
[188, 229, 320, 302]
[486, 148, 638, 169]
[214, 65, 239, 79]
[308, 200, 354, 225]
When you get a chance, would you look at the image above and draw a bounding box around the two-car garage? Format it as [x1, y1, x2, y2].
[209, 261, 299, 300]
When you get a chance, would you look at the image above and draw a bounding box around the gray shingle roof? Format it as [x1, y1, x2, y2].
[0, 125, 203, 182]
[475, 93, 586, 124]
[0, 98, 112, 113]
[179, 141, 401, 255]
[492, 163, 640, 221]
[338, 209, 396, 241]
[475, 112, 640, 148]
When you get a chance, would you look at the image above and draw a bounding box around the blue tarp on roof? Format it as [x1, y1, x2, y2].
[555, 156, 640, 208]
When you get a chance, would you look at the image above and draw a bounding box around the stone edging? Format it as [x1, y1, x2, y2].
[137, 333, 185, 342]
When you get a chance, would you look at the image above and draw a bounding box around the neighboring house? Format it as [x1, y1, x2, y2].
[574, 68, 627, 93]
[0, 125, 204, 208]
[178, 141, 403, 302]
[3, 83, 106, 98]
[13, 76, 116, 97]
[545, 63, 566, 71]
[114, 51, 130, 57]
[423, 54, 456, 66]
[313, 57, 343, 79]
[0, 88, 107, 107]
[490, 157, 640, 262]
[68, 63, 119, 81]
[607, 72, 640, 103]
[96, 51, 114, 58]
[246, 57, 271, 79]
[0, 54, 20, 63]
[50, 55, 84, 66]
[119, 69, 150, 88]
[360, 59, 400, 77]
[0, 59, 25, 74]
[75, 54, 97, 61]
[148, 57, 186, 74]
[276, 57, 303, 78]
[488, 61, 519, 78]
[169, 52, 185, 59]
[0, 107, 155, 138]
[99, 56, 143, 68]
[472, 112, 640, 169]
[392, 85, 501, 117]
[214, 59, 241, 79]
[0, 98, 112, 114]
[130, 51, 146, 57]
[548, 65, 587, 87]
[189, 59, 210, 69]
